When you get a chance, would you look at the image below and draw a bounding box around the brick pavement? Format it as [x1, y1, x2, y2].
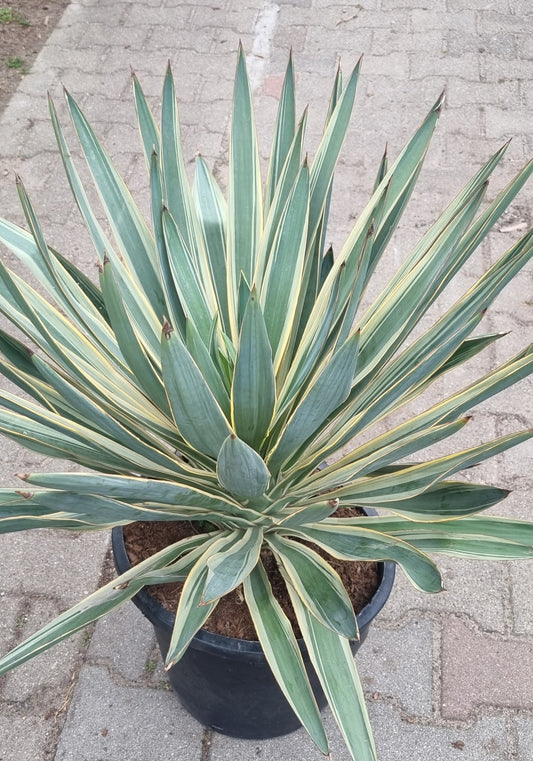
[0, 1, 532, 759]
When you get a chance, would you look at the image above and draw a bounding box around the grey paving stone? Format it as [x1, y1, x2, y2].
[477, 10, 528, 34]
[444, 78, 521, 109]
[409, 52, 481, 82]
[2, 598, 87, 702]
[516, 717, 533, 761]
[0, 714, 56, 761]
[441, 617, 533, 720]
[410, 8, 477, 30]
[87, 601, 157, 683]
[357, 619, 434, 717]
[447, 0, 508, 9]
[510, 562, 533, 635]
[372, 29, 445, 55]
[209, 707, 350, 761]
[54, 665, 203, 761]
[368, 703, 509, 761]
[378, 556, 509, 634]
[381, 0, 446, 7]
[479, 54, 533, 85]
[0, 594, 20, 656]
[0, 530, 108, 607]
[305, 27, 374, 58]
[210, 702, 510, 761]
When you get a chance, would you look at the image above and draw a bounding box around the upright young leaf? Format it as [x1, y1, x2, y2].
[306, 343, 533, 477]
[163, 209, 215, 345]
[260, 163, 310, 368]
[227, 44, 263, 339]
[150, 151, 186, 338]
[268, 329, 360, 474]
[253, 109, 307, 290]
[294, 63, 343, 347]
[264, 52, 296, 214]
[160, 64, 198, 262]
[307, 59, 361, 246]
[232, 290, 275, 450]
[312, 92, 443, 335]
[217, 434, 271, 500]
[185, 318, 231, 419]
[354, 182, 488, 383]
[99, 258, 169, 410]
[132, 70, 161, 169]
[64, 89, 165, 318]
[193, 156, 230, 333]
[275, 263, 345, 416]
[14, 180, 103, 333]
[48, 95, 114, 266]
[161, 320, 232, 458]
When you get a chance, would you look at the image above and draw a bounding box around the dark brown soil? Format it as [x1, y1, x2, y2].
[124, 518, 379, 641]
[0, 1, 70, 111]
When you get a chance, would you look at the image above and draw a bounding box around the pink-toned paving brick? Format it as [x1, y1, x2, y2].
[441, 617, 533, 720]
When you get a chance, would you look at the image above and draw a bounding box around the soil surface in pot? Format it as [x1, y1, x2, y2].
[124, 516, 379, 641]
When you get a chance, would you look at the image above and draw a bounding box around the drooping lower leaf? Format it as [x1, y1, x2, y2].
[0, 533, 209, 676]
[166, 531, 235, 668]
[243, 563, 329, 755]
[203, 527, 264, 603]
[267, 533, 358, 639]
[289, 589, 377, 761]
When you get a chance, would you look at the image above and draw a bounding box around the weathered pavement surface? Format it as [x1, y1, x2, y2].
[0, 1, 532, 759]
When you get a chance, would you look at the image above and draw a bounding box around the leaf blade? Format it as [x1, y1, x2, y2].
[232, 290, 276, 449]
[243, 563, 329, 755]
[161, 321, 232, 458]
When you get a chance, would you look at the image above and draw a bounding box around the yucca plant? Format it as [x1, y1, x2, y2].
[0, 46, 533, 760]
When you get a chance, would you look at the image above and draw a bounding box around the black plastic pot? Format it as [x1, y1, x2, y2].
[111, 524, 395, 739]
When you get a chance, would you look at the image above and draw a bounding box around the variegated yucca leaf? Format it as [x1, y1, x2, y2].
[0, 49, 532, 761]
